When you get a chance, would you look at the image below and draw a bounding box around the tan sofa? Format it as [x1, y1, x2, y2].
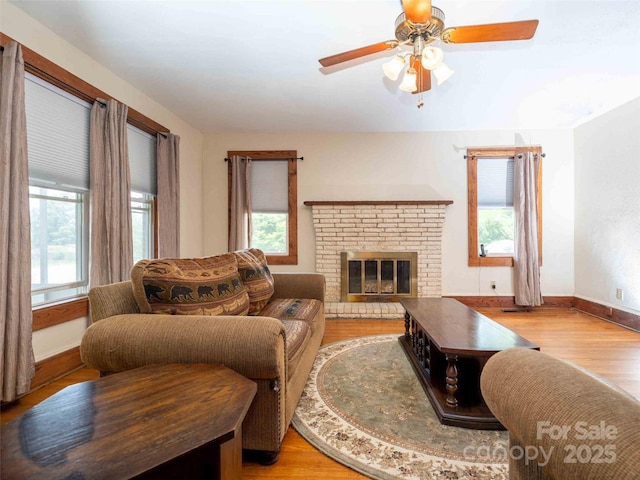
[481, 348, 640, 480]
[80, 270, 325, 463]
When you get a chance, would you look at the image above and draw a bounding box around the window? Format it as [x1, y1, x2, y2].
[30, 186, 89, 305]
[25, 73, 91, 305]
[477, 158, 515, 256]
[251, 160, 289, 255]
[24, 73, 159, 306]
[467, 147, 542, 266]
[228, 150, 298, 265]
[131, 192, 155, 263]
[6, 34, 168, 327]
[128, 124, 157, 262]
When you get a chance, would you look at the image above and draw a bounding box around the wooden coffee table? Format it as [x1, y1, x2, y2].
[1, 363, 256, 479]
[399, 298, 539, 429]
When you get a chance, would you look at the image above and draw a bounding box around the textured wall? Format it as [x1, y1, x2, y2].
[203, 130, 575, 298]
[574, 98, 640, 314]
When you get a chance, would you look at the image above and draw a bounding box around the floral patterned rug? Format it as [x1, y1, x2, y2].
[292, 335, 509, 480]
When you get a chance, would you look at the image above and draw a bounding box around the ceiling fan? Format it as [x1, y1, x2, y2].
[319, 0, 538, 105]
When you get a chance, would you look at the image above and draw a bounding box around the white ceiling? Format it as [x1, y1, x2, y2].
[10, 0, 640, 133]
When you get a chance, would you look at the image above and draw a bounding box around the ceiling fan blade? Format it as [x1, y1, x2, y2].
[319, 40, 398, 67]
[402, 0, 432, 24]
[412, 57, 431, 94]
[442, 19, 539, 44]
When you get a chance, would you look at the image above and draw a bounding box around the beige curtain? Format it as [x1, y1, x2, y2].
[157, 133, 180, 258]
[228, 155, 252, 251]
[0, 42, 35, 402]
[513, 150, 543, 306]
[89, 98, 133, 287]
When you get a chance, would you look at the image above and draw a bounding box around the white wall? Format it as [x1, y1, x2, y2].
[574, 98, 640, 314]
[203, 129, 575, 297]
[1, 1, 205, 360]
[32, 318, 87, 362]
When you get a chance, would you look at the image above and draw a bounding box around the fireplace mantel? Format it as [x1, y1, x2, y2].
[304, 200, 453, 206]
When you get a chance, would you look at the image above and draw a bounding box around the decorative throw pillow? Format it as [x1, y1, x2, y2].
[130, 254, 250, 316]
[233, 248, 275, 315]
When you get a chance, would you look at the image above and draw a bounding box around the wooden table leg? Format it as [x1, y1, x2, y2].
[404, 311, 411, 338]
[417, 335, 424, 365]
[217, 425, 243, 480]
[445, 354, 459, 407]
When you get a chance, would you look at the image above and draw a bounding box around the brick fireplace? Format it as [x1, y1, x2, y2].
[304, 200, 452, 318]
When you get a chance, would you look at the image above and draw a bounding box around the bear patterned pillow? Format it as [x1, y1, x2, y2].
[130, 254, 250, 316]
[233, 248, 275, 315]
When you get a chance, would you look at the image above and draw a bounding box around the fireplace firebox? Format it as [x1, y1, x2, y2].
[341, 251, 418, 302]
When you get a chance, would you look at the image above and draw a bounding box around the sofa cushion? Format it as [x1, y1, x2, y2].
[233, 248, 275, 315]
[281, 319, 311, 366]
[131, 254, 250, 315]
[259, 298, 322, 322]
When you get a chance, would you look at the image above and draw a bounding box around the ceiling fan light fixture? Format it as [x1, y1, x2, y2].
[421, 46, 444, 69]
[318, 3, 539, 104]
[433, 62, 454, 85]
[382, 55, 406, 81]
[399, 67, 418, 92]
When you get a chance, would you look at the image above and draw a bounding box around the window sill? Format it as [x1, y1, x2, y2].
[32, 297, 89, 331]
[266, 254, 298, 266]
[468, 256, 514, 267]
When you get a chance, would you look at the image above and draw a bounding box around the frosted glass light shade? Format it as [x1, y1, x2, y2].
[382, 56, 406, 81]
[399, 68, 418, 92]
[433, 63, 454, 85]
[421, 46, 443, 70]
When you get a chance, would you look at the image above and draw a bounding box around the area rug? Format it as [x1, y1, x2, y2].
[292, 335, 509, 480]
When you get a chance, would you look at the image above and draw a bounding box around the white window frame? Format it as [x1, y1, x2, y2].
[29, 183, 89, 306]
[131, 191, 155, 263]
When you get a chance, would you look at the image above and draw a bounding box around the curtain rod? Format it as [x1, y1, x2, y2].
[464, 153, 546, 159]
[94, 99, 168, 137]
[224, 156, 303, 162]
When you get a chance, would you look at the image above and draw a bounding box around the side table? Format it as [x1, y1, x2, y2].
[1, 363, 256, 479]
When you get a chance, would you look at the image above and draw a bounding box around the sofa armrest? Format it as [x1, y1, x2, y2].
[80, 315, 286, 380]
[481, 348, 640, 480]
[88, 281, 140, 322]
[271, 272, 325, 303]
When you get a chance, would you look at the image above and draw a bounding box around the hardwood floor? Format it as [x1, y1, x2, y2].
[475, 308, 640, 397]
[2, 309, 639, 479]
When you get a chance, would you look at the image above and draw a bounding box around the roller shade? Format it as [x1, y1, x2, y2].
[251, 160, 288, 213]
[477, 158, 514, 207]
[24, 73, 91, 190]
[127, 125, 157, 195]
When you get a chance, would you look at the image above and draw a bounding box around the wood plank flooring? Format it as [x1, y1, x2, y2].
[2, 309, 639, 480]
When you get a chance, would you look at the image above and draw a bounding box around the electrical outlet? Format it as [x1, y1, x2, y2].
[490, 281, 496, 289]
[616, 288, 624, 300]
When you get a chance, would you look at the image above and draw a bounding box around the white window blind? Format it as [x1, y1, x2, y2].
[251, 160, 288, 213]
[477, 158, 514, 207]
[127, 125, 157, 195]
[24, 73, 91, 190]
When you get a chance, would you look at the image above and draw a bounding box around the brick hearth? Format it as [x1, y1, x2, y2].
[304, 201, 452, 319]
